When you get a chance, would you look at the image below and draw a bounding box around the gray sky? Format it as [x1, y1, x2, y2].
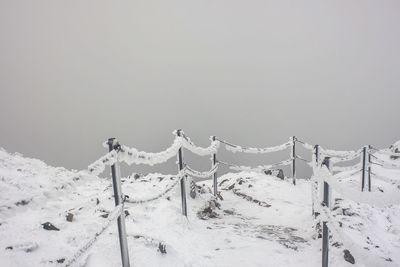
[1, 0, 399, 177]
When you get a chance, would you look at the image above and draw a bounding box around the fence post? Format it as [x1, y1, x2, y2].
[322, 157, 330, 267]
[368, 145, 371, 192]
[107, 138, 131, 267]
[212, 136, 218, 197]
[176, 130, 187, 216]
[313, 144, 320, 217]
[291, 136, 296, 185]
[361, 146, 367, 192]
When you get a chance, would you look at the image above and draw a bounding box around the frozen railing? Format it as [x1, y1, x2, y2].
[311, 147, 400, 267]
[85, 130, 400, 267]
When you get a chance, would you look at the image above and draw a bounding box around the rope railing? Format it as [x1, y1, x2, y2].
[370, 146, 400, 157]
[180, 131, 220, 156]
[331, 163, 362, 173]
[85, 132, 400, 267]
[216, 137, 292, 154]
[64, 204, 124, 267]
[183, 163, 219, 179]
[313, 163, 400, 267]
[218, 158, 292, 173]
[124, 173, 184, 204]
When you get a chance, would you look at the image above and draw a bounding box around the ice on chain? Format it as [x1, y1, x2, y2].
[125, 173, 184, 204]
[314, 167, 400, 207]
[222, 139, 292, 154]
[299, 141, 314, 151]
[184, 163, 219, 178]
[331, 163, 361, 172]
[226, 159, 292, 173]
[119, 136, 183, 166]
[88, 150, 118, 176]
[330, 152, 361, 164]
[319, 147, 362, 158]
[64, 204, 124, 267]
[181, 132, 220, 156]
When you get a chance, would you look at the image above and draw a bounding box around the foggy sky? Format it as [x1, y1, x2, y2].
[1, 0, 399, 177]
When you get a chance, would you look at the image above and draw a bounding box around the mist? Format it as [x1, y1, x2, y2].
[1, 0, 399, 178]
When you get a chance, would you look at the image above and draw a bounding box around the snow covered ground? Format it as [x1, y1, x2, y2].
[0, 148, 399, 266]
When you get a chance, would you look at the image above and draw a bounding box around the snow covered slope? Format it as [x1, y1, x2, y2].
[0, 148, 399, 267]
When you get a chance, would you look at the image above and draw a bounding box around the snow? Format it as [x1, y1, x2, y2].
[1, 146, 400, 267]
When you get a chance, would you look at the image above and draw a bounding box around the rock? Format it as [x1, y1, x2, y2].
[158, 242, 167, 254]
[197, 200, 220, 220]
[57, 258, 65, 263]
[15, 199, 30, 206]
[124, 210, 130, 217]
[390, 148, 400, 160]
[343, 249, 355, 264]
[96, 198, 100, 205]
[134, 173, 140, 180]
[66, 213, 74, 222]
[264, 169, 284, 179]
[6, 246, 13, 250]
[42, 222, 59, 231]
[100, 213, 109, 218]
[276, 169, 284, 179]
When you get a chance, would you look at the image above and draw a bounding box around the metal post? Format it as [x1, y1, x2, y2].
[108, 138, 130, 267]
[322, 157, 330, 267]
[212, 136, 218, 197]
[313, 144, 320, 217]
[361, 146, 367, 192]
[176, 130, 187, 216]
[291, 136, 296, 185]
[368, 145, 371, 192]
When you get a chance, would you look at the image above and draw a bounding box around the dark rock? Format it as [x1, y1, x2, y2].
[6, 246, 13, 250]
[197, 200, 220, 220]
[158, 242, 167, 254]
[219, 179, 228, 186]
[217, 192, 224, 201]
[227, 184, 235, 190]
[264, 169, 284, 179]
[264, 170, 272, 175]
[42, 222, 59, 231]
[96, 198, 100, 205]
[248, 184, 253, 188]
[390, 148, 400, 160]
[57, 258, 65, 263]
[124, 210, 130, 217]
[15, 199, 30, 206]
[342, 208, 357, 216]
[134, 174, 140, 180]
[343, 249, 355, 264]
[66, 213, 74, 222]
[100, 213, 109, 218]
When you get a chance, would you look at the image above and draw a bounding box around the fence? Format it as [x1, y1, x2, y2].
[67, 130, 399, 267]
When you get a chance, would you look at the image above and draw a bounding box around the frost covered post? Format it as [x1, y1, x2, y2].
[322, 157, 330, 267]
[107, 138, 131, 267]
[312, 144, 320, 216]
[291, 136, 296, 185]
[176, 130, 187, 216]
[314, 144, 320, 167]
[212, 136, 218, 196]
[361, 146, 367, 192]
[367, 145, 372, 192]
